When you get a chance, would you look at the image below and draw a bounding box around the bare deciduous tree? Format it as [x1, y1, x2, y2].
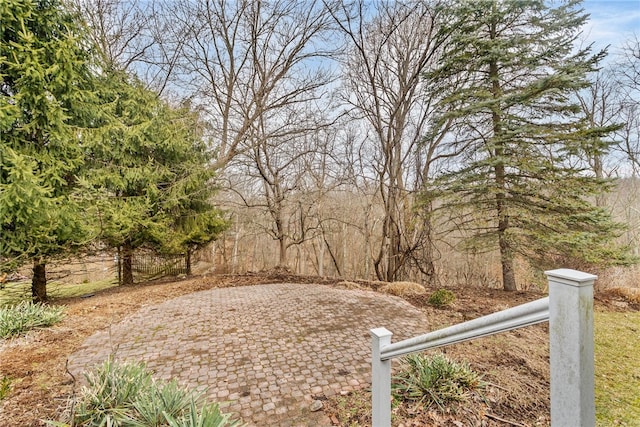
[75, 0, 179, 93]
[133, 0, 342, 267]
[158, 0, 338, 171]
[576, 67, 623, 195]
[330, 0, 448, 282]
[75, 0, 153, 69]
[614, 35, 640, 174]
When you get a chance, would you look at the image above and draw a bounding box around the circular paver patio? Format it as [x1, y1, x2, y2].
[67, 283, 429, 426]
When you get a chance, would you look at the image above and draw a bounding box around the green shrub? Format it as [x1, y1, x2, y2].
[0, 301, 65, 338]
[165, 400, 239, 427]
[74, 359, 153, 426]
[0, 376, 11, 401]
[392, 353, 484, 410]
[427, 289, 456, 307]
[68, 359, 239, 427]
[132, 380, 194, 425]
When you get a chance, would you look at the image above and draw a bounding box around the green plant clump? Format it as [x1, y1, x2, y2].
[0, 301, 65, 339]
[0, 376, 12, 401]
[66, 359, 239, 427]
[392, 353, 484, 410]
[428, 289, 456, 307]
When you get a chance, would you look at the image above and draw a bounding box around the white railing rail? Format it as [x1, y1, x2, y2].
[370, 269, 597, 427]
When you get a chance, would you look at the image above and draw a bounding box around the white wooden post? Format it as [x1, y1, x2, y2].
[546, 269, 597, 427]
[371, 327, 393, 427]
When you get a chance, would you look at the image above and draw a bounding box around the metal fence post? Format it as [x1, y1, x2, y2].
[546, 269, 597, 427]
[371, 327, 393, 427]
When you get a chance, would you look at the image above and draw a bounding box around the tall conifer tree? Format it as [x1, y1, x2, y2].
[426, 0, 630, 290]
[86, 71, 227, 284]
[1, 0, 94, 301]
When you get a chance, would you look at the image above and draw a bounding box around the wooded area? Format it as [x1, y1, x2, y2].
[2, 0, 639, 299]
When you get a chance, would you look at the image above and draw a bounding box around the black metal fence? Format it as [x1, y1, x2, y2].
[131, 252, 187, 280]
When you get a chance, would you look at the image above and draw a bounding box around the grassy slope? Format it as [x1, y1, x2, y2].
[595, 310, 640, 426]
[0, 279, 117, 305]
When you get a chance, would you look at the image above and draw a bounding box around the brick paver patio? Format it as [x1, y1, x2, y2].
[67, 283, 428, 426]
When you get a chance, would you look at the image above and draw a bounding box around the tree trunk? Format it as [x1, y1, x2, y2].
[232, 230, 240, 274]
[278, 236, 288, 266]
[380, 181, 404, 282]
[375, 197, 394, 281]
[297, 245, 305, 275]
[422, 213, 438, 286]
[251, 239, 257, 271]
[495, 145, 516, 291]
[317, 235, 324, 276]
[341, 223, 347, 277]
[185, 249, 192, 275]
[271, 204, 288, 268]
[364, 207, 371, 279]
[387, 221, 401, 282]
[488, 25, 517, 292]
[594, 154, 606, 207]
[122, 240, 134, 285]
[117, 246, 122, 285]
[32, 259, 47, 303]
[498, 216, 517, 291]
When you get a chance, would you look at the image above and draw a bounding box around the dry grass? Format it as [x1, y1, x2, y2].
[594, 265, 640, 290]
[379, 281, 426, 297]
[605, 286, 640, 304]
[334, 281, 362, 290]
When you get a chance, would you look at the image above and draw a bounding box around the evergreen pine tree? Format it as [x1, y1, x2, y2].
[85, 71, 227, 284]
[1, 0, 94, 301]
[426, 0, 631, 290]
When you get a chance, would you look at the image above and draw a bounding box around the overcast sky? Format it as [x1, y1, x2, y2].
[582, 0, 639, 54]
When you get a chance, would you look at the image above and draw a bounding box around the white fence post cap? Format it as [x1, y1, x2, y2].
[370, 327, 393, 338]
[545, 269, 597, 286]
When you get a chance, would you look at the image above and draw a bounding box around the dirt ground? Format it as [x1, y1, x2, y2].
[0, 270, 636, 426]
